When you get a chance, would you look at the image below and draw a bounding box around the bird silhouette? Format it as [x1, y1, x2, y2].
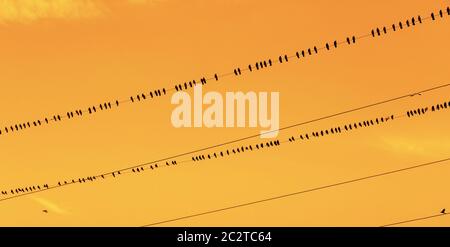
[42, 210, 48, 213]
[441, 208, 446, 214]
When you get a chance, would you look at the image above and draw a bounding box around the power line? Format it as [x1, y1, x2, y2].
[381, 212, 448, 227]
[140, 158, 450, 226]
[1, 7, 449, 137]
[0, 86, 448, 202]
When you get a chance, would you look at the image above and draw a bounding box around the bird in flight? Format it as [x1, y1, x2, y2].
[42, 210, 48, 213]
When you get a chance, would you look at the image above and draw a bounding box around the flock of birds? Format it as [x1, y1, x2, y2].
[190, 101, 448, 164]
[0, 8, 449, 137]
[1, 99, 448, 200]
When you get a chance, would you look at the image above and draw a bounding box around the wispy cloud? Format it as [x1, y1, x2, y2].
[378, 136, 450, 157]
[0, 0, 160, 24]
[0, 0, 104, 23]
[33, 197, 69, 215]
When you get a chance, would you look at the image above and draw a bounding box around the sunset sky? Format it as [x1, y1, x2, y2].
[0, 0, 449, 226]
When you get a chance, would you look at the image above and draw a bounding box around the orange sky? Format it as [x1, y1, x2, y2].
[0, 0, 449, 226]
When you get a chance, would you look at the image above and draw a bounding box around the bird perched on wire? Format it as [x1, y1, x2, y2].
[441, 208, 446, 214]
